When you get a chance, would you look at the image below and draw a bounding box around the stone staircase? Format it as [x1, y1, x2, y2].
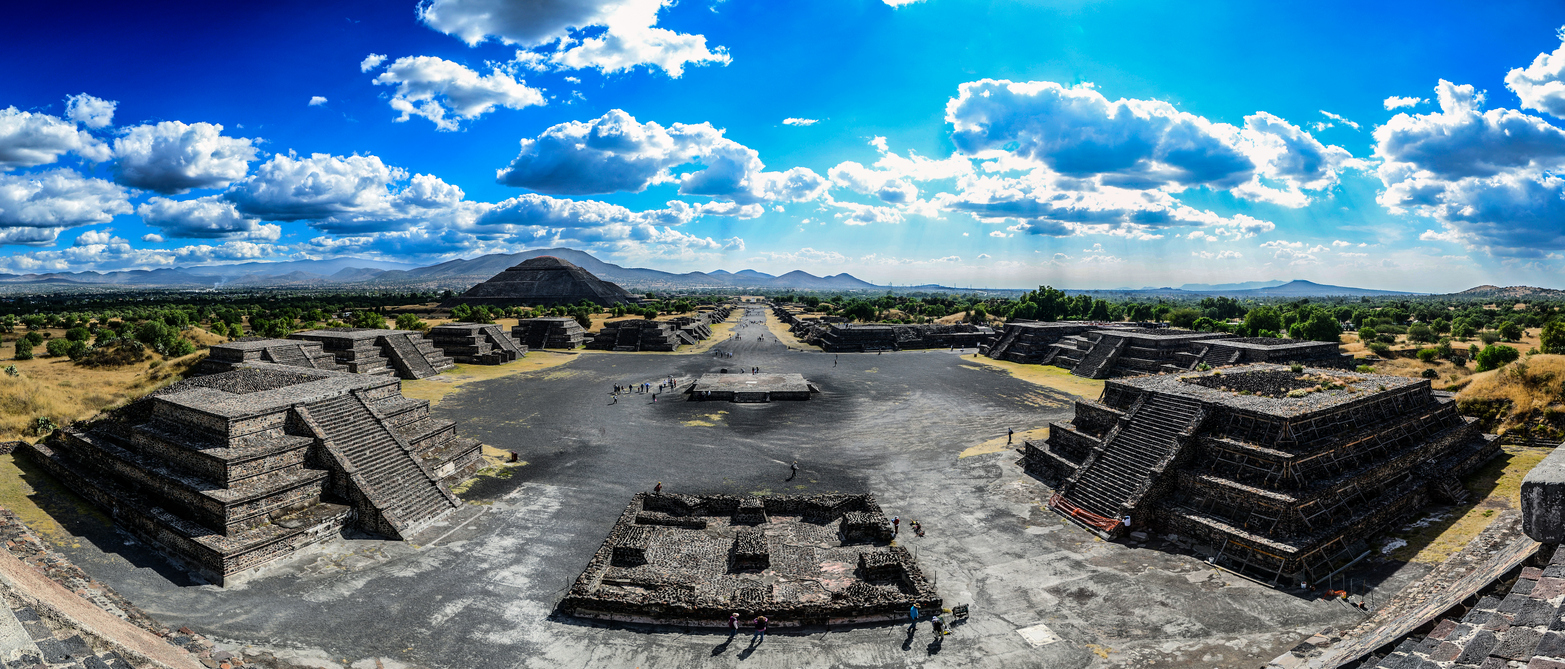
[1059, 394, 1206, 522]
[306, 393, 456, 538]
[1072, 335, 1126, 379]
[1196, 344, 1241, 369]
[379, 333, 454, 379]
[263, 343, 310, 367]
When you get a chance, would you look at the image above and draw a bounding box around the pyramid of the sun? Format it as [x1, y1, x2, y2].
[443, 256, 636, 308]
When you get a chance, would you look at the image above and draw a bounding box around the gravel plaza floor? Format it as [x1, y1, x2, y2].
[20, 309, 1424, 668]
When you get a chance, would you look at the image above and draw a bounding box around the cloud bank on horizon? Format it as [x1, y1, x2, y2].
[0, 0, 1562, 291]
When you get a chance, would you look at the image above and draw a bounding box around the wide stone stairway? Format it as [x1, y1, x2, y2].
[379, 332, 453, 379]
[1059, 394, 1205, 521]
[307, 394, 456, 538]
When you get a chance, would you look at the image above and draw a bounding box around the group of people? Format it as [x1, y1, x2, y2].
[713, 349, 734, 359]
[908, 605, 948, 637]
[728, 613, 768, 644]
[891, 516, 926, 538]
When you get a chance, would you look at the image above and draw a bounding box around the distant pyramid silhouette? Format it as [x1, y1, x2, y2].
[441, 256, 636, 307]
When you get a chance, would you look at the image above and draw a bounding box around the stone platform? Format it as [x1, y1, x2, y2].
[22, 363, 480, 585]
[558, 493, 939, 626]
[687, 373, 814, 402]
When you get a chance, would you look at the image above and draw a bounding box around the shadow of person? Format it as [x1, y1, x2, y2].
[713, 636, 734, 656]
[927, 635, 944, 655]
[902, 626, 916, 651]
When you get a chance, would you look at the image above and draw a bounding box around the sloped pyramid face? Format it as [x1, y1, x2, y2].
[443, 256, 636, 307]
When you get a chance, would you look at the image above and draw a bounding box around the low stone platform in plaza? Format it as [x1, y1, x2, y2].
[687, 373, 815, 402]
[558, 493, 940, 627]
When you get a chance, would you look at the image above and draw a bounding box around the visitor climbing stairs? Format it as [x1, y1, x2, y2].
[306, 393, 457, 538]
[1054, 394, 1207, 532]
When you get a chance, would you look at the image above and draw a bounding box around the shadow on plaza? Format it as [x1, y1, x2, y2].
[8, 451, 208, 587]
[545, 608, 958, 656]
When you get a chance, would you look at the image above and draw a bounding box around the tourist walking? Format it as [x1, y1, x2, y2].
[654, 482, 662, 493]
[892, 516, 900, 535]
[728, 612, 740, 638]
[908, 605, 919, 629]
[1008, 428, 1014, 444]
[751, 615, 768, 642]
[932, 615, 945, 637]
[790, 461, 798, 478]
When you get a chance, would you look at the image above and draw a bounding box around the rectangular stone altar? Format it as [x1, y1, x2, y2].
[688, 373, 814, 402]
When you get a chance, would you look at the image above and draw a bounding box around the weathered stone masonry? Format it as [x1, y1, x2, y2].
[23, 364, 482, 585]
[560, 493, 940, 626]
[1026, 364, 1497, 586]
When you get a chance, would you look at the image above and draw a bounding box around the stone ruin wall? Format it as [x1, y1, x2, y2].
[559, 493, 939, 626]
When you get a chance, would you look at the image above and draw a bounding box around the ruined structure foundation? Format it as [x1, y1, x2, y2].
[560, 493, 940, 626]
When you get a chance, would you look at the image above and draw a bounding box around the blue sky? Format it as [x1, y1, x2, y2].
[2, 0, 1564, 291]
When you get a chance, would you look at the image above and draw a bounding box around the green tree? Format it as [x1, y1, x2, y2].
[13, 339, 32, 361]
[1168, 308, 1201, 329]
[350, 311, 387, 329]
[450, 304, 473, 322]
[1408, 324, 1436, 343]
[1475, 344, 1520, 372]
[394, 313, 429, 332]
[1243, 307, 1283, 337]
[45, 338, 71, 358]
[1296, 312, 1343, 343]
[1499, 322, 1524, 342]
[1541, 320, 1565, 354]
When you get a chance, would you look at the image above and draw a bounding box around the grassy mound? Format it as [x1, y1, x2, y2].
[1453, 354, 1565, 438]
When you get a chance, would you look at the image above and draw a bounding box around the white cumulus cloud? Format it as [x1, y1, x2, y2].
[418, 0, 729, 77]
[309, 96, 328, 107]
[0, 107, 111, 169]
[137, 196, 282, 240]
[495, 109, 826, 205]
[370, 55, 545, 131]
[0, 170, 132, 245]
[112, 121, 258, 194]
[64, 93, 116, 129]
[1384, 96, 1426, 110]
[782, 118, 818, 126]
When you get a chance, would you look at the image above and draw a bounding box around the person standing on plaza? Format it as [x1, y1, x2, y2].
[751, 615, 768, 642]
[892, 516, 900, 536]
[908, 604, 919, 630]
[728, 612, 740, 638]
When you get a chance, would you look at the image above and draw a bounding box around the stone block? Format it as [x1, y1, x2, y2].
[1523, 446, 1565, 543]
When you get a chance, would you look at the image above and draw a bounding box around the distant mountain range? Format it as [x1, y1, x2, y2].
[0, 248, 1531, 297]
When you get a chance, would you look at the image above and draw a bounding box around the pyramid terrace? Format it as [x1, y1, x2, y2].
[23, 363, 481, 585]
[1027, 364, 1498, 586]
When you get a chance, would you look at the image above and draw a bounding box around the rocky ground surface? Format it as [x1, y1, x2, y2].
[21, 310, 1417, 668]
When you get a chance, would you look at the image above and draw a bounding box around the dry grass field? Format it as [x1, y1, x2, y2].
[0, 335, 208, 441]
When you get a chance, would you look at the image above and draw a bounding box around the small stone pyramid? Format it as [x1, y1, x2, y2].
[442, 255, 636, 307]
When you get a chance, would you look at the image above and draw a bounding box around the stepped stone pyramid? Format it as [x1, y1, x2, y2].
[427, 323, 527, 364]
[443, 255, 636, 308]
[196, 337, 346, 375]
[23, 363, 481, 585]
[1026, 364, 1497, 587]
[288, 328, 455, 379]
[584, 308, 731, 351]
[512, 317, 586, 349]
[983, 323, 1351, 377]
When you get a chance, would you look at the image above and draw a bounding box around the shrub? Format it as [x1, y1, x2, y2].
[1421, 369, 1439, 379]
[1499, 322, 1524, 342]
[1542, 320, 1565, 355]
[1289, 363, 1305, 373]
[65, 326, 90, 342]
[1417, 348, 1439, 363]
[64, 341, 89, 361]
[1167, 308, 1201, 329]
[1408, 324, 1436, 343]
[75, 339, 146, 368]
[394, 313, 430, 332]
[23, 332, 42, 346]
[165, 338, 195, 358]
[350, 311, 387, 329]
[30, 416, 56, 437]
[45, 338, 71, 358]
[1475, 344, 1520, 372]
[1356, 365, 1376, 373]
[1367, 342, 1391, 356]
[13, 339, 31, 361]
[1357, 326, 1379, 342]
[1478, 331, 1501, 345]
